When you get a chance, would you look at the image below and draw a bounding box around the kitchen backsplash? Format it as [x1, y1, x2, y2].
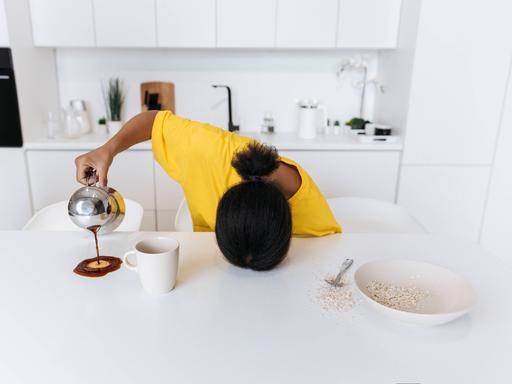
[56, 49, 378, 133]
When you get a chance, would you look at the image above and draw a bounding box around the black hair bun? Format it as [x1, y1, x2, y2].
[232, 142, 279, 181]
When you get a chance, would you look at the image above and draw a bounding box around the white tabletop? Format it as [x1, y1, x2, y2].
[0, 231, 510, 383]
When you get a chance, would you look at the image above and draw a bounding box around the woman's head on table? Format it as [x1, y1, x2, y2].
[216, 143, 292, 271]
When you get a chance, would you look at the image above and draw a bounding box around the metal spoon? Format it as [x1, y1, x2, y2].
[325, 259, 354, 287]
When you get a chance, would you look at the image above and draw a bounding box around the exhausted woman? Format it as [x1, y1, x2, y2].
[75, 111, 341, 270]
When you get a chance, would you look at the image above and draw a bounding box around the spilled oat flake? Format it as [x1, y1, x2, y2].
[316, 276, 355, 312]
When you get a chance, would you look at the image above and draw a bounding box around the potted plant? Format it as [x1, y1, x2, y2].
[103, 78, 125, 135]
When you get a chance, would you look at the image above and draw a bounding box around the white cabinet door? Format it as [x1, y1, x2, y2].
[156, 210, 177, 231]
[141, 210, 156, 231]
[0, 0, 9, 47]
[157, 0, 215, 47]
[276, 0, 338, 48]
[93, 0, 156, 47]
[0, 149, 31, 230]
[154, 161, 184, 210]
[27, 151, 86, 211]
[29, 0, 95, 47]
[402, 1, 512, 165]
[280, 151, 400, 202]
[217, 0, 276, 47]
[337, 0, 401, 48]
[398, 165, 490, 241]
[27, 150, 155, 211]
[481, 64, 512, 261]
[154, 162, 183, 231]
[108, 151, 155, 209]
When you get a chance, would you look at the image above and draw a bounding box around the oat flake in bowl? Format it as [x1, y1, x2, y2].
[366, 280, 429, 312]
[354, 260, 477, 326]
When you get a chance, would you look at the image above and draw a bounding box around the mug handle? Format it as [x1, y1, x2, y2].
[123, 250, 137, 271]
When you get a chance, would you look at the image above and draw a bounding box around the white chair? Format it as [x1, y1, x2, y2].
[327, 197, 426, 234]
[23, 199, 144, 231]
[174, 199, 193, 232]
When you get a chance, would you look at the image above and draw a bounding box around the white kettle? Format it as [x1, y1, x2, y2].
[296, 99, 327, 139]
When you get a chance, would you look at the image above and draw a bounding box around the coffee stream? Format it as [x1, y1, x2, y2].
[73, 225, 122, 278]
[89, 225, 101, 264]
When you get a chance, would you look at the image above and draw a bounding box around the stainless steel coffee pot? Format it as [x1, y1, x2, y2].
[68, 185, 125, 234]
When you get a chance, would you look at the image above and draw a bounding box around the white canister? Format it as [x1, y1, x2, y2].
[64, 108, 82, 139]
[298, 107, 317, 139]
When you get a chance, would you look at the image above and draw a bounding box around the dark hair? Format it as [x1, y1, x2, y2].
[215, 142, 292, 271]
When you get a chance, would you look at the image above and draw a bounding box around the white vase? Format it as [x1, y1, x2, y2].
[107, 120, 123, 136]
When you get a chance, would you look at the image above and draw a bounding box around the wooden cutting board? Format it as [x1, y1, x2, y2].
[140, 82, 175, 113]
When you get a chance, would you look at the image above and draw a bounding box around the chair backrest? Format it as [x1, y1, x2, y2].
[23, 199, 144, 232]
[327, 197, 426, 234]
[174, 198, 193, 232]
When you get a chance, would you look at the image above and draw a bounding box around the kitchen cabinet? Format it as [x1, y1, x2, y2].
[279, 151, 400, 202]
[0, 149, 31, 230]
[93, 0, 156, 47]
[276, 0, 338, 48]
[337, 0, 401, 48]
[402, 0, 512, 165]
[141, 210, 156, 231]
[154, 161, 184, 230]
[23, 144, 401, 231]
[217, 0, 276, 48]
[481, 63, 512, 260]
[26, 150, 155, 211]
[0, 0, 9, 46]
[27, 0, 403, 49]
[398, 165, 490, 241]
[156, 210, 177, 231]
[157, 0, 215, 47]
[154, 162, 184, 211]
[29, 0, 95, 47]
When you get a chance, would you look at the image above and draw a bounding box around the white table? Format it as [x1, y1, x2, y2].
[0, 231, 511, 383]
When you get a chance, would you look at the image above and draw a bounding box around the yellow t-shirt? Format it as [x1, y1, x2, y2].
[152, 111, 341, 236]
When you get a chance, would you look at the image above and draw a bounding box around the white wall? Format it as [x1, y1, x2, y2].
[373, 0, 421, 135]
[55, 49, 378, 133]
[385, 0, 512, 243]
[481, 57, 512, 262]
[4, 0, 60, 140]
[0, 0, 9, 46]
[399, 165, 490, 240]
[402, 0, 512, 166]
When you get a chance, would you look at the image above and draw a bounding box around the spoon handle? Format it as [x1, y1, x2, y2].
[332, 259, 354, 286]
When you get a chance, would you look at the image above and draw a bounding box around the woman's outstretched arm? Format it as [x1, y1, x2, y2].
[74, 111, 158, 188]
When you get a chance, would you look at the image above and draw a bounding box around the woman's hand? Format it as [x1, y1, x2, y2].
[75, 145, 113, 188]
[74, 111, 157, 188]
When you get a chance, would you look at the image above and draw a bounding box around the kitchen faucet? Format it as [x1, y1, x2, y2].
[212, 85, 239, 132]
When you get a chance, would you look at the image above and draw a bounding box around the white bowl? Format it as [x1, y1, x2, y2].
[354, 260, 477, 326]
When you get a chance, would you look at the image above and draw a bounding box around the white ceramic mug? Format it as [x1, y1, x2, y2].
[365, 123, 376, 136]
[123, 237, 179, 294]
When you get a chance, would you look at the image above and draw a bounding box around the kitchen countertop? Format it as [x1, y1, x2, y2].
[24, 131, 402, 151]
[1, 231, 509, 383]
